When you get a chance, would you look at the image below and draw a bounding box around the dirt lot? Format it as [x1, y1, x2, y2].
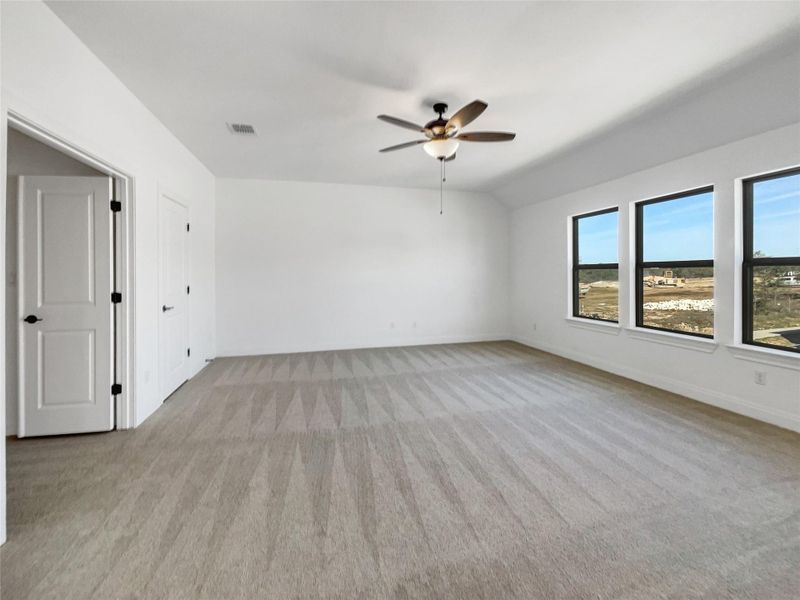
[580, 276, 799, 345]
[579, 278, 714, 335]
[752, 285, 800, 349]
[578, 284, 618, 321]
[641, 277, 714, 335]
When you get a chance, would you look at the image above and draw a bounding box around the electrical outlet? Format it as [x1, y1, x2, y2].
[754, 371, 767, 386]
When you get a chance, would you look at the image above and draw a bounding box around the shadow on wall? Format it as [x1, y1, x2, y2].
[490, 31, 800, 205]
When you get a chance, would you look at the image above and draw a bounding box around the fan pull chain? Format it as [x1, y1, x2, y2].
[439, 158, 445, 215]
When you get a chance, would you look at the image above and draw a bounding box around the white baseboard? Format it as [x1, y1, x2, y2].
[216, 332, 510, 359]
[511, 335, 800, 434]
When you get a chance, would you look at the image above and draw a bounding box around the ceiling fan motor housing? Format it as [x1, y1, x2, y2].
[425, 118, 449, 136]
[428, 103, 451, 136]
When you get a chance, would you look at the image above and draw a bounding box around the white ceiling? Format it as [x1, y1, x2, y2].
[47, 1, 800, 203]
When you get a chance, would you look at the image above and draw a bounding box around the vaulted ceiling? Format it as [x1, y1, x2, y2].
[48, 1, 800, 205]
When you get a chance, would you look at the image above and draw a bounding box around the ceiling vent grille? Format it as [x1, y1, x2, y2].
[227, 122, 257, 135]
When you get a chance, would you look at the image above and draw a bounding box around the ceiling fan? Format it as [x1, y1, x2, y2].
[377, 100, 516, 161]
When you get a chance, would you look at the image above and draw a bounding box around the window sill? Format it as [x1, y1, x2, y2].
[625, 327, 718, 353]
[727, 344, 800, 371]
[565, 317, 621, 335]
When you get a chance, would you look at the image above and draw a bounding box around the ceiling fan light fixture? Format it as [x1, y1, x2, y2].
[423, 138, 459, 159]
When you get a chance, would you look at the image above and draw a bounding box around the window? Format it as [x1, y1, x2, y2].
[572, 208, 619, 322]
[743, 167, 800, 353]
[635, 187, 714, 338]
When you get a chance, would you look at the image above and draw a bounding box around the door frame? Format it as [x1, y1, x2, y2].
[157, 186, 190, 400]
[7, 112, 135, 430]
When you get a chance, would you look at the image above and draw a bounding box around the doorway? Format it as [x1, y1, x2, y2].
[158, 190, 190, 399]
[5, 117, 133, 437]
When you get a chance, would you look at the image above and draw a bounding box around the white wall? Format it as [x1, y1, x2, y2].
[1, 1, 217, 541]
[216, 179, 509, 356]
[510, 123, 800, 432]
[5, 129, 104, 435]
[1, 1, 216, 424]
[1, 0, 6, 546]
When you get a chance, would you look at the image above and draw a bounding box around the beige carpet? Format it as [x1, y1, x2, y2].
[2, 341, 799, 599]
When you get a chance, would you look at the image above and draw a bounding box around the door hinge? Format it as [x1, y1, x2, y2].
[111, 292, 122, 304]
[186, 222, 190, 232]
[187, 348, 191, 357]
[111, 383, 122, 395]
[186, 285, 190, 295]
[110, 200, 122, 212]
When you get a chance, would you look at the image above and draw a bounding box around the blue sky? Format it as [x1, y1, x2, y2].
[642, 191, 713, 262]
[578, 174, 799, 264]
[577, 193, 714, 264]
[753, 173, 800, 258]
[578, 211, 617, 264]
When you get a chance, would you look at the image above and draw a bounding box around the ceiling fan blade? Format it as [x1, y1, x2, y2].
[446, 100, 488, 130]
[379, 139, 427, 152]
[445, 153, 456, 162]
[377, 114, 427, 132]
[456, 131, 516, 142]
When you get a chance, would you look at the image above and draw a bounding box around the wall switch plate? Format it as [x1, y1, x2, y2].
[754, 371, 767, 386]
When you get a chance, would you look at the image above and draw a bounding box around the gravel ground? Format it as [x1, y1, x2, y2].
[642, 299, 714, 312]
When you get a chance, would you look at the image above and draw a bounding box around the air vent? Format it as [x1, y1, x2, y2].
[227, 122, 257, 135]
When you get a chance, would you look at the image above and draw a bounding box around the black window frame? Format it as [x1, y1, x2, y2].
[635, 186, 714, 339]
[742, 166, 800, 354]
[572, 207, 619, 323]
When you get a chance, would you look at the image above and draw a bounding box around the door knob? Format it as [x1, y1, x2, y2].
[162, 305, 174, 312]
[23, 314, 43, 324]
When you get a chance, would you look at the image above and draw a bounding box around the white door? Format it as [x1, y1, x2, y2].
[18, 176, 115, 437]
[158, 192, 189, 399]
